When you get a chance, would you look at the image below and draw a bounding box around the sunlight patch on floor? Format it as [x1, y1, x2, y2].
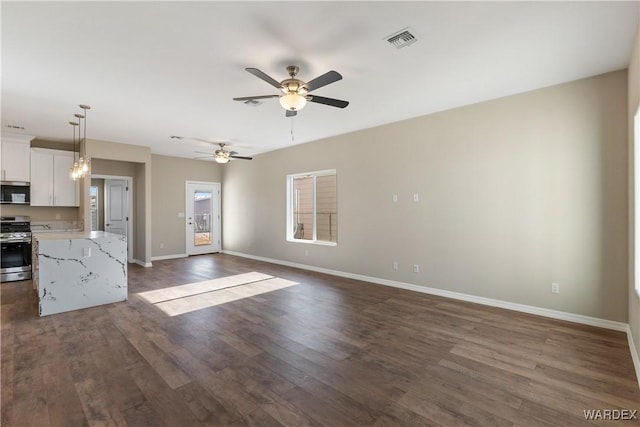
[137, 272, 298, 316]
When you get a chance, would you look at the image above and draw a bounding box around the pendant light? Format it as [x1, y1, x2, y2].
[78, 104, 91, 176]
[68, 104, 92, 180]
[69, 121, 79, 180]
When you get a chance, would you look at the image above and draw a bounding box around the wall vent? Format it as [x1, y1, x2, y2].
[385, 28, 418, 49]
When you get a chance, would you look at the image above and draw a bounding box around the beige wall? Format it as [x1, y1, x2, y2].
[86, 139, 152, 264]
[31, 139, 73, 151]
[628, 24, 640, 369]
[151, 154, 222, 257]
[223, 70, 628, 322]
[92, 158, 137, 177]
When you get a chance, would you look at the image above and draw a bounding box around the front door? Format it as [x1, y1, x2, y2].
[105, 179, 128, 237]
[186, 181, 220, 255]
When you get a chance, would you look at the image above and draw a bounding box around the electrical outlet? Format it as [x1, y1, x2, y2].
[551, 283, 560, 294]
[393, 261, 398, 270]
[55, 213, 61, 220]
[413, 193, 419, 203]
[392, 194, 398, 203]
[160, 242, 164, 249]
[413, 264, 420, 273]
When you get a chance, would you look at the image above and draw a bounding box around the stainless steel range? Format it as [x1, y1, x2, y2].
[0, 216, 32, 282]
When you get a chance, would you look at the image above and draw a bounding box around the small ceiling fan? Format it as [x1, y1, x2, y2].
[195, 143, 252, 164]
[233, 65, 349, 117]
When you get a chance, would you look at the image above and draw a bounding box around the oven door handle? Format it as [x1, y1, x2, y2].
[0, 238, 31, 243]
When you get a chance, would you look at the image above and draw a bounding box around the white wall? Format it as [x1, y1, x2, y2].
[223, 70, 628, 322]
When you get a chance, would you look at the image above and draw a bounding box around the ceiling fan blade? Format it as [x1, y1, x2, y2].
[233, 95, 279, 101]
[195, 151, 214, 155]
[305, 71, 342, 92]
[194, 156, 214, 160]
[230, 155, 253, 160]
[246, 68, 283, 89]
[286, 109, 297, 117]
[308, 95, 349, 108]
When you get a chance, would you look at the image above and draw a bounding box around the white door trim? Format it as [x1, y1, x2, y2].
[185, 180, 221, 255]
[92, 174, 133, 262]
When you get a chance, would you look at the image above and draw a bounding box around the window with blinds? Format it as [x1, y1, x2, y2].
[287, 170, 337, 244]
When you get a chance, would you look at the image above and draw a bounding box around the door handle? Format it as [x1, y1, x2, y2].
[105, 223, 110, 226]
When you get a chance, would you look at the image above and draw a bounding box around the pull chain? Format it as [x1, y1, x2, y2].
[290, 116, 295, 143]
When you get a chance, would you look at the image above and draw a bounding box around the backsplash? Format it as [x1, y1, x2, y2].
[31, 220, 83, 232]
[0, 204, 79, 221]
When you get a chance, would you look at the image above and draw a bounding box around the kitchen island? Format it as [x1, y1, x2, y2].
[33, 231, 127, 316]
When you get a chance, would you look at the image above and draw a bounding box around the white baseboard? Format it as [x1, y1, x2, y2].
[132, 259, 152, 268]
[222, 250, 628, 333]
[627, 325, 640, 389]
[151, 253, 188, 261]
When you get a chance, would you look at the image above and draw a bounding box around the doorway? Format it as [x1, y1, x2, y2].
[91, 174, 133, 262]
[186, 181, 221, 255]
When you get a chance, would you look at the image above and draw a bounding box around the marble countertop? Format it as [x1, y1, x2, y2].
[34, 231, 125, 241]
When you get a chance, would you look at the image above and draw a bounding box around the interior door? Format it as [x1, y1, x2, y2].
[105, 179, 128, 237]
[186, 181, 220, 255]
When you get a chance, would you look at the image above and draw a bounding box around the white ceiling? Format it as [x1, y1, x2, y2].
[2, 1, 638, 159]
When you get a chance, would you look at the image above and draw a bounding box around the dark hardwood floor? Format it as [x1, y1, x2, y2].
[1, 253, 639, 426]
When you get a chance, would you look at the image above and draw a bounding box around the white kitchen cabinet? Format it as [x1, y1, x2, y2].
[30, 148, 79, 207]
[1, 134, 33, 182]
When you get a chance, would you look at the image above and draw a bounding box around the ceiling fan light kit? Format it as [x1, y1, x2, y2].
[279, 92, 307, 111]
[214, 152, 230, 164]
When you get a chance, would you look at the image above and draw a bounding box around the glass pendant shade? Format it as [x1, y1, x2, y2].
[279, 93, 307, 111]
[215, 154, 229, 164]
[68, 105, 92, 180]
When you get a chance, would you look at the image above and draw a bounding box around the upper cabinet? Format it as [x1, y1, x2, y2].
[1, 134, 34, 182]
[30, 148, 79, 207]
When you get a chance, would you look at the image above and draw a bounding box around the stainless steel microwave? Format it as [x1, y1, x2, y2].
[0, 182, 30, 204]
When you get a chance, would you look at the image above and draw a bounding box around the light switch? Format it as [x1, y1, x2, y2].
[392, 194, 398, 203]
[178, 212, 185, 218]
[413, 193, 419, 203]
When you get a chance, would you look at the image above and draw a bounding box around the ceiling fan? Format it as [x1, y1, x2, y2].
[195, 143, 252, 164]
[233, 65, 349, 117]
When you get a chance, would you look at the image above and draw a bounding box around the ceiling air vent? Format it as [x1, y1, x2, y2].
[385, 28, 418, 49]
